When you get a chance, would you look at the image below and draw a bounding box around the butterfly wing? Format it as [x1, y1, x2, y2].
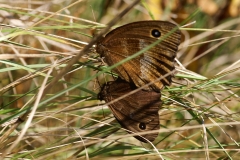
[99, 78, 161, 142]
[96, 21, 181, 92]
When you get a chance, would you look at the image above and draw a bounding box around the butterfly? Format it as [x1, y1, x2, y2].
[96, 21, 181, 92]
[98, 78, 161, 142]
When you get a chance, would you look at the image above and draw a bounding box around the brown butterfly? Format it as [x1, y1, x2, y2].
[96, 21, 181, 92]
[98, 78, 161, 142]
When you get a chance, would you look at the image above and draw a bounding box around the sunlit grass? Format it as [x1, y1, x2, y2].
[0, 0, 240, 159]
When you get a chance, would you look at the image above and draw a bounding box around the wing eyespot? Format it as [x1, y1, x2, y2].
[151, 29, 161, 38]
[139, 122, 146, 130]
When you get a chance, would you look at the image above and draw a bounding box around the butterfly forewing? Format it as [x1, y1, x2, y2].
[98, 78, 161, 142]
[96, 21, 181, 92]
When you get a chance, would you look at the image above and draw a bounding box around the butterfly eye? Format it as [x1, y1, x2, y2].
[139, 122, 146, 130]
[151, 29, 161, 38]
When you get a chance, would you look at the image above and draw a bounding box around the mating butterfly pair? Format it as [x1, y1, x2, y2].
[97, 21, 181, 142]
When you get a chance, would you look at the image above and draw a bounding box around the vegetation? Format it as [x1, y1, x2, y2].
[0, 0, 239, 159]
